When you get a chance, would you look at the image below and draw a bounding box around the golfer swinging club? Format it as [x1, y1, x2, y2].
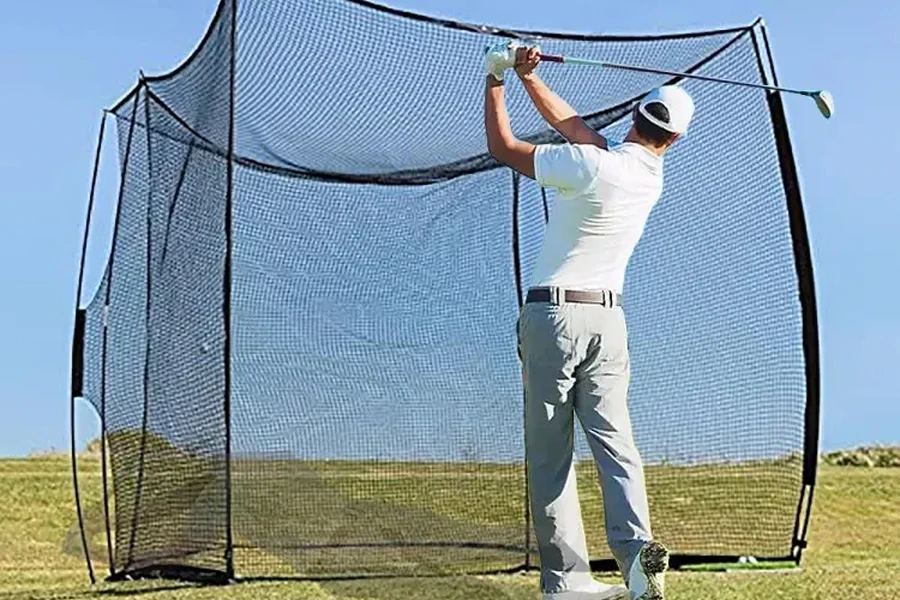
[483, 41, 694, 600]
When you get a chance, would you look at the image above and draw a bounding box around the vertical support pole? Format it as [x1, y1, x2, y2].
[540, 188, 549, 225]
[71, 110, 108, 586]
[98, 84, 142, 578]
[511, 171, 524, 308]
[223, 0, 237, 581]
[749, 21, 769, 87]
[125, 79, 155, 569]
[759, 20, 781, 87]
[159, 141, 195, 267]
[510, 171, 531, 569]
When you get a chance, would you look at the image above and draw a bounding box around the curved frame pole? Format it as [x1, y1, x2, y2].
[71, 111, 108, 585]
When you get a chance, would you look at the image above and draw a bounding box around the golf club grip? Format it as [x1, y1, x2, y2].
[539, 54, 565, 63]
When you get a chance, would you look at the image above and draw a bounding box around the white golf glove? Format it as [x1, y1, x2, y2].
[484, 40, 522, 82]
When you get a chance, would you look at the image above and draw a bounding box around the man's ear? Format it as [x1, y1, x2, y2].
[666, 133, 681, 148]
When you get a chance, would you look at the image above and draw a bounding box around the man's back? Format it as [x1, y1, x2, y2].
[530, 141, 664, 293]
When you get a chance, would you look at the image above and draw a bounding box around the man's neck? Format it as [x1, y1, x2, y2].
[624, 131, 666, 156]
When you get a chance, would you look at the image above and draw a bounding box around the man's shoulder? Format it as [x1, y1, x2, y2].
[603, 140, 640, 161]
[581, 141, 663, 192]
[573, 139, 623, 153]
[603, 141, 662, 178]
[578, 140, 629, 175]
[534, 141, 637, 192]
[564, 141, 621, 169]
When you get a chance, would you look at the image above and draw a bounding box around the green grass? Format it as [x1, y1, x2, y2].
[1, 455, 898, 599]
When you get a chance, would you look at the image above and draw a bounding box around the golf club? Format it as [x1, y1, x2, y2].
[538, 53, 834, 119]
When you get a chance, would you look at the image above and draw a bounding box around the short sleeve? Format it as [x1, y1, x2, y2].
[533, 143, 605, 192]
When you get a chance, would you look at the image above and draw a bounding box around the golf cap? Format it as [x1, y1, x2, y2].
[638, 85, 695, 135]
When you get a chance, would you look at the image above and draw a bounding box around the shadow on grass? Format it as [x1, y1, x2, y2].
[62, 449, 635, 599]
[66, 453, 531, 577]
[95, 585, 199, 597]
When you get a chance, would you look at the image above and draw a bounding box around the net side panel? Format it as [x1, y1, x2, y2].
[87, 94, 230, 575]
[229, 167, 527, 577]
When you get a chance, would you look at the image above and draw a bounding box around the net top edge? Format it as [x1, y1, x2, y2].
[108, 0, 759, 113]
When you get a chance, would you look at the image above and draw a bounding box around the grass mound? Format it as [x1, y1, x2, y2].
[822, 445, 900, 467]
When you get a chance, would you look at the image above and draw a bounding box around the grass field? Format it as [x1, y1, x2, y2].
[1, 454, 898, 599]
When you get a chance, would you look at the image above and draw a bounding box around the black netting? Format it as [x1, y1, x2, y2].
[82, 87, 230, 575]
[76, 0, 815, 581]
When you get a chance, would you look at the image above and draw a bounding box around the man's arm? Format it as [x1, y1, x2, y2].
[519, 74, 608, 148]
[484, 75, 536, 178]
[515, 47, 607, 148]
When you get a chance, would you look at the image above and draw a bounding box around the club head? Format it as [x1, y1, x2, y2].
[813, 90, 834, 119]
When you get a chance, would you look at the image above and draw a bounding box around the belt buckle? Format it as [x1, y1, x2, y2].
[549, 286, 563, 306]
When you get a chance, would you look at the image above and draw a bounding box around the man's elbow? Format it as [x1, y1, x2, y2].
[486, 139, 536, 178]
[487, 136, 512, 165]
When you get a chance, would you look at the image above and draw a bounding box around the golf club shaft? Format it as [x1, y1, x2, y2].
[539, 54, 816, 98]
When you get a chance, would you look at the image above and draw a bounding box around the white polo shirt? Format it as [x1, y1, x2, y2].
[530, 140, 664, 294]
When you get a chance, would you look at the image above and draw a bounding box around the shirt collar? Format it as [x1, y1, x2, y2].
[618, 141, 664, 169]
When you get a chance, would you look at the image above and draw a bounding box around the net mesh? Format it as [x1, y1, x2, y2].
[78, 0, 811, 579]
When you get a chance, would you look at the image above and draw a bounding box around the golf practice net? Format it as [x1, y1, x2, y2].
[70, 0, 820, 583]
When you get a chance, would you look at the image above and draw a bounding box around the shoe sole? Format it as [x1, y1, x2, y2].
[544, 587, 629, 600]
[635, 540, 669, 600]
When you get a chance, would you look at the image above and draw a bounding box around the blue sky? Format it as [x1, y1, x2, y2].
[0, 0, 897, 457]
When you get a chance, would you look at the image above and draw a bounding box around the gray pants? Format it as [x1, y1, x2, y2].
[517, 297, 652, 593]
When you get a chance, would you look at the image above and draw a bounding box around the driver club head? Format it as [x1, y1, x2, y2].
[813, 90, 834, 119]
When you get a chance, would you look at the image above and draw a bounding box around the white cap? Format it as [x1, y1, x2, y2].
[637, 85, 695, 135]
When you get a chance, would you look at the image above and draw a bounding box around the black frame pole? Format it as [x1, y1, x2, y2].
[71, 110, 108, 586]
[510, 171, 530, 570]
[100, 87, 143, 578]
[749, 22, 769, 87]
[511, 171, 524, 309]
[125, 78, 156, 568]
[100, 87, 141, 579]
[159, 141, 195, 267]
[539, 189, 549, 225]
[758, 19, 822, 564]
[223, 0, 237, 581]
[758, 20, 779, 87]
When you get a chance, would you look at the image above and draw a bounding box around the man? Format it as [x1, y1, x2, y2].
[483, 41, 695, 600]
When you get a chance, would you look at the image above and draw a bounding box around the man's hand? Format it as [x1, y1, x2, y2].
[484, 40, 521, 82]
[514, 45, 541, 79]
